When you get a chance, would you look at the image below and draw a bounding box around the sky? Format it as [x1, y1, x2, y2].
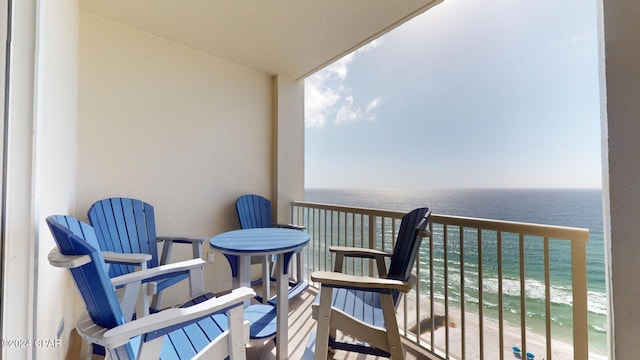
[304, 0, 601, 190]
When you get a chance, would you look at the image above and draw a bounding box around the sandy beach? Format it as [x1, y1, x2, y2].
[397, 292, 607, 360]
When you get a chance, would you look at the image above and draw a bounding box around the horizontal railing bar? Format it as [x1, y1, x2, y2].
[291, 201, 405, 218]
[431, 214, 589, 242]
[292, 201, 589, 243]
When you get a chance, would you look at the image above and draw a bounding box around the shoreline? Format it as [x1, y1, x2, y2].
[399, 292, 607, 360]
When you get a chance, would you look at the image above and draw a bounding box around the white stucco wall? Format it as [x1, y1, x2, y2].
[77, 13, 274, 300]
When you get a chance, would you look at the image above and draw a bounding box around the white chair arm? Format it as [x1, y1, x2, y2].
[49, 248, 152, 269]
[102, 251, 152, 267]
[157, 235, 206, 265]
[110, 258, 206, 288]
[330, 246, 391, 276]
[311, 271, 414, 293]
[48, 248, 91, 268]
[97, 287, 255, 348]
[329, 246, 392, 258]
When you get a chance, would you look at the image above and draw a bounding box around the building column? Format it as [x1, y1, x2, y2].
[2, 0, 38, 358]
[272, 76, 304, 224]
[600, 0, 640, 358]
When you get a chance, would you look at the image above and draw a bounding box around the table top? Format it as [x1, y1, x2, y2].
[209, 228, 310, 256]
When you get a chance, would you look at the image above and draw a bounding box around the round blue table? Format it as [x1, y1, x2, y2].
[210, 228, 310, 360]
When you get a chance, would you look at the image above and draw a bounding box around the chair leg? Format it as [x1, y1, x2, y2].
[227, 306, 247, 360]
[314, 286, 334, 360]
[150, 292, 161, 313]
[121, 280, 146, 320]
[188, 264, 205, 297]
[262, 255, 271, 304]
[380, 293, 405, 359]
[296, 252, 303, 283]
[329, 328, 337, 353]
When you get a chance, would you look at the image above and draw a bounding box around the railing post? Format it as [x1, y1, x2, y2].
[571, 235, 589, 360]
[368, 215, 375, 277]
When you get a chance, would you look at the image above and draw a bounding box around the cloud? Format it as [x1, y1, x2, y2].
[305, 40, 383, 128]
[335, 96, 382, 126]
[305, 75, 340, 128]
[366, 97, 381, 113]
[335, 96, 360, 125]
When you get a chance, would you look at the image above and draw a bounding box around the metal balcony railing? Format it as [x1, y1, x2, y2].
[290, 201, 589, 360]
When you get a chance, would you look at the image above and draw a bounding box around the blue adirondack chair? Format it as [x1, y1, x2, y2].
[46, 215, 254, 359]
[88, 197, 206, 314]
[309, 207, 431, 359]
[235, 194, 308, 304]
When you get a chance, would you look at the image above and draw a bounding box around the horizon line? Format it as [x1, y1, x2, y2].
[304, 186, 603, 191]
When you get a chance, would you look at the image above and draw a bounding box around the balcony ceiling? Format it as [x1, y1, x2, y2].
[79, 0, 441, 80]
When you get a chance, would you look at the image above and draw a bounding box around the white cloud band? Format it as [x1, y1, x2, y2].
[305, 40, 383, 128]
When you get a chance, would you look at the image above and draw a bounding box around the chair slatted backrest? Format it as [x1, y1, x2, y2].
[386, 207, 431, 303]
[88, 198, 158, 277]
[46, 215, 127, 331]
[236, 194, 273, 229]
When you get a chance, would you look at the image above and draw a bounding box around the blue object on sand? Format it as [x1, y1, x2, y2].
[512, 346, 522, 356]
[526, 351, 535, 360]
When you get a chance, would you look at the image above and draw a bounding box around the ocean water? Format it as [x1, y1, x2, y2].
[304, 188, 607, 356]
